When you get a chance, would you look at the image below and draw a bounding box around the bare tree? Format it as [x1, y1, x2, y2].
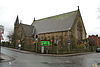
[88, 38, 96, 51]
[7, 30, 14, 43]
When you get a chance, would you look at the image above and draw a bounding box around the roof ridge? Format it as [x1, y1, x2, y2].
[21, 24, 32, 26]
[35, 10, 78, 21]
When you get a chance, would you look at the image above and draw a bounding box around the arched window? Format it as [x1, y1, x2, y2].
[77, 22, 83, 40]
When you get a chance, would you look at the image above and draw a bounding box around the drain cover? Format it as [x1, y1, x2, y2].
[41, 62, 49, 64]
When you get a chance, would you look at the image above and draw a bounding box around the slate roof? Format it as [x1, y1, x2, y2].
[32, 10, 78, 34]
[21, 24, 33, 36]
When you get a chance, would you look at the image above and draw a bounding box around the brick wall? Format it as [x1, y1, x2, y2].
[88, 35, 100, 47]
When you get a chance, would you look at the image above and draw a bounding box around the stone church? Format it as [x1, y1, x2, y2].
[13, 7, 87, 54]
[32, 8, 87, 53]
[13, 16, 34, 51]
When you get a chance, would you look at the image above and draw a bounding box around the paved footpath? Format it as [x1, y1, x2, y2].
[3, 47, 94, 57]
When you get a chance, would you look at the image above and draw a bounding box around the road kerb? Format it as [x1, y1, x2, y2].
[40, 52, 94, 57]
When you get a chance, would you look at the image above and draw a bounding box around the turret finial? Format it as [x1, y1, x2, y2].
[14, 15, 19, 25]
[34, 17, 35, 21]
[77, 6, 79, 11]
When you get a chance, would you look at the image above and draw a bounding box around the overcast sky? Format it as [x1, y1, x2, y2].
[0, 0, 99, 41]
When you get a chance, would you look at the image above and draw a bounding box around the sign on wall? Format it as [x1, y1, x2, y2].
[40, 40, 51, 46]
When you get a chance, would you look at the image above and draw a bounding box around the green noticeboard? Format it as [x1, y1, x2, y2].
[40, 41, 51, 46]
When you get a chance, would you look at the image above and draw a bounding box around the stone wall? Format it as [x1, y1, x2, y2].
[36, 31, 71, 54]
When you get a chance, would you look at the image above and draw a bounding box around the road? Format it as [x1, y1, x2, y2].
[1, 47, 100, 67]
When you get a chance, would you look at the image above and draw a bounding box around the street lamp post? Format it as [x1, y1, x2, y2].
[0, 33, 3, 54]
[0, 25, 4, 54]
[56, 39, 59, 54]
[0, 39, 1, 54]
[67, 28, 71, 52]
[35, 38, 38, 52]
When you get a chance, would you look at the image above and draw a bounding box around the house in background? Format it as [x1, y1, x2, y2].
[88, 35, 100, 48]
[32, 7, 87, 54]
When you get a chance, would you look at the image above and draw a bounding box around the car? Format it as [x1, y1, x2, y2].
[96, 47, 100, 52]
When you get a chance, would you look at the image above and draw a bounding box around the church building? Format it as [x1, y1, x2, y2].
[32, 7, 87, 54]
[13, 7, 87, 54]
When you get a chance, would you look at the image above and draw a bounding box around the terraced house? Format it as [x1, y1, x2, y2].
[13, 7, 87, 54]
[32, 7, 87, 54]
